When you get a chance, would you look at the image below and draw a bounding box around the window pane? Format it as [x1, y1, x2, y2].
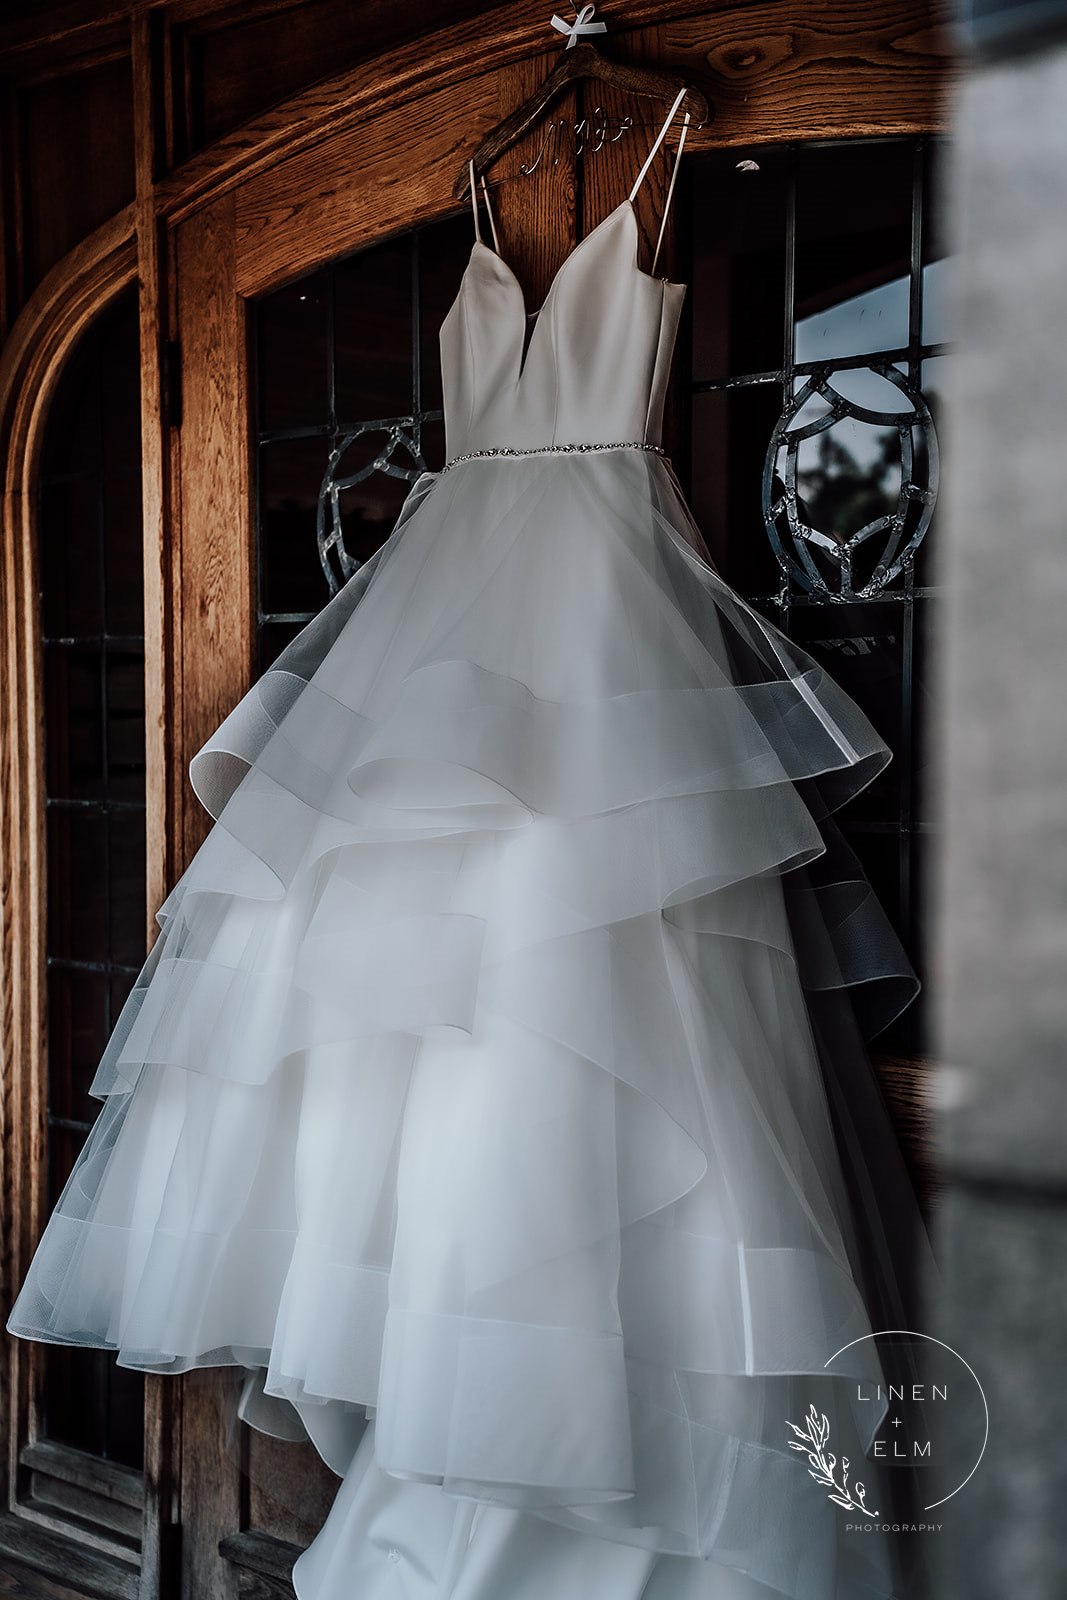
[794, 141, 914, 363]
[690, 145, 790, 382]
[38, 290, 146, 1471]
[685, 138, 950, 1061]
[253, 210, 464, 662]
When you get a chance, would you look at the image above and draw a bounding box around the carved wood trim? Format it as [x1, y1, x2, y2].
[154, 0, 956, 228]
[0, 204, 137, 1530]
[171, 192, 250, 1600]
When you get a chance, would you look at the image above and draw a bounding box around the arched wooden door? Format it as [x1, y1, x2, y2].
[0, 7, 955, 1598]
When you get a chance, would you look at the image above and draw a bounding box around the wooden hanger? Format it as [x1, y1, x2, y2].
[454, 38, 712, 201]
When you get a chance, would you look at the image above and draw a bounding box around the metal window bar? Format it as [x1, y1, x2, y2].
[684, 136, 947, 1051]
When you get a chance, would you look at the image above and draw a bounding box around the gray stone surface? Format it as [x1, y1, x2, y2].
[930, 1186, 1067, 1599]
[931, 36, 1067, 1189]
[929, 30, 1067, 1600]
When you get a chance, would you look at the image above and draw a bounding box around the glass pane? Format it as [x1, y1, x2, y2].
[43, 647, 103, 799]
[46, 967, 110, 1127]
[38, 290, 145, 1471]
[47, 808, 108, 962]
[787, 600, 904, 824]
[922, 139, 953, 346]
[690, 145, 790, 382]
[39, 479, 103, 638]
[334, 235, 413, 423]
[689, 385, 784, 597]
[103, 469, 144, 634]
[795, 141, 914, 363]
[253, 210, 459, 633]
[259, 435, 334, 618]
[685, 137, 951, 1067]
[257, 276, 330, 433]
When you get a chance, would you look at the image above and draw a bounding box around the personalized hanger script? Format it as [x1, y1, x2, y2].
[519, 105, 635, 175]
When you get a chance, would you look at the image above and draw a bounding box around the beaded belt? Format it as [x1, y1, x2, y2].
[441, 441, 667, 473]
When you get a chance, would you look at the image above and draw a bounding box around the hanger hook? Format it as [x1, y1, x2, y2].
[550, 4, 607, 49]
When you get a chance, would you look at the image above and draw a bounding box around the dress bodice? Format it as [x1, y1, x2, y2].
[439, 200, 687, 461]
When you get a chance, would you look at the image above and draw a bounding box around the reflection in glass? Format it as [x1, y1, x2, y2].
[796, 273, 911, 363]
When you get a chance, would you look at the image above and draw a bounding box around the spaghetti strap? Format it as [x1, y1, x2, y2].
[479, 175, 501, 255]
[469, 160, 501, 254]
[650, 110, 690, 275]
[629, 85, 689, 202]
[469, 160, 483, 244]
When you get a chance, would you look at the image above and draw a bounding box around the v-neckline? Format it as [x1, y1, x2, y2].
[478, 199, 634, 316]
[466, 200, 636, 380]
[458, 197, 686, 383]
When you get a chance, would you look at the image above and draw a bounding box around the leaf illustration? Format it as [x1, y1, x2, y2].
[784, 1411, 879, 1517]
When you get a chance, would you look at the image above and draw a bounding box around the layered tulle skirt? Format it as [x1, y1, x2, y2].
[8, 449, 937, 1598]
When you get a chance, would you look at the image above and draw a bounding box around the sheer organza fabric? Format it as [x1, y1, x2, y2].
[9, 452, 935, 1596]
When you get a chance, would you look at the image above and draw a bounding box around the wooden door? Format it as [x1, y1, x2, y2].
[0, 6, 956, 1597]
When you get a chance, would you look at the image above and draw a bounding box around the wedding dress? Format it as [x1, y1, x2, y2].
[8, 89, 940, 1599]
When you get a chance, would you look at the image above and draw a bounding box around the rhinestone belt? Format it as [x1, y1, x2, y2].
[441, 441, 667, 473]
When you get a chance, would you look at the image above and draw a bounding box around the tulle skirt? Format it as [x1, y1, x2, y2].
[7, 449, 939, 1598]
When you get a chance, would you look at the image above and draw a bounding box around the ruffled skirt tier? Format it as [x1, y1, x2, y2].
[8, 452, 932, 1597]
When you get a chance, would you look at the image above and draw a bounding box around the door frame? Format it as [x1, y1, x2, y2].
[0, 5, 956, 1596]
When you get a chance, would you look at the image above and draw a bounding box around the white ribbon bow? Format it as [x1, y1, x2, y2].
[551, 4, 607, 49]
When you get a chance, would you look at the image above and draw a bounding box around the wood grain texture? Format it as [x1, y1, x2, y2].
[174, 192, 253, 866]
[458, 41, 708, 200]
[0, 81, 12, 344]
[217, 1530, 299, 1579]
[19, 1443, 143, 1513]
[662, 1, 956, 143]
[218, 1528, 298, 1600]
[15, 55, 136, 292]
[0, 1512, 138, 1599]
[175, 1370, 240, 1600]
[173, 194, 251, 1600]
[232, 73, 497, 298]
[155, 0, 956, 227]
[177, 0, 490, 155]
[133, 20, 183, 1594]
[244, 1432, 336, 1552]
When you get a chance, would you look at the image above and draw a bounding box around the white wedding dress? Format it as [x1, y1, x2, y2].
[8, 93, 940, 1599]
